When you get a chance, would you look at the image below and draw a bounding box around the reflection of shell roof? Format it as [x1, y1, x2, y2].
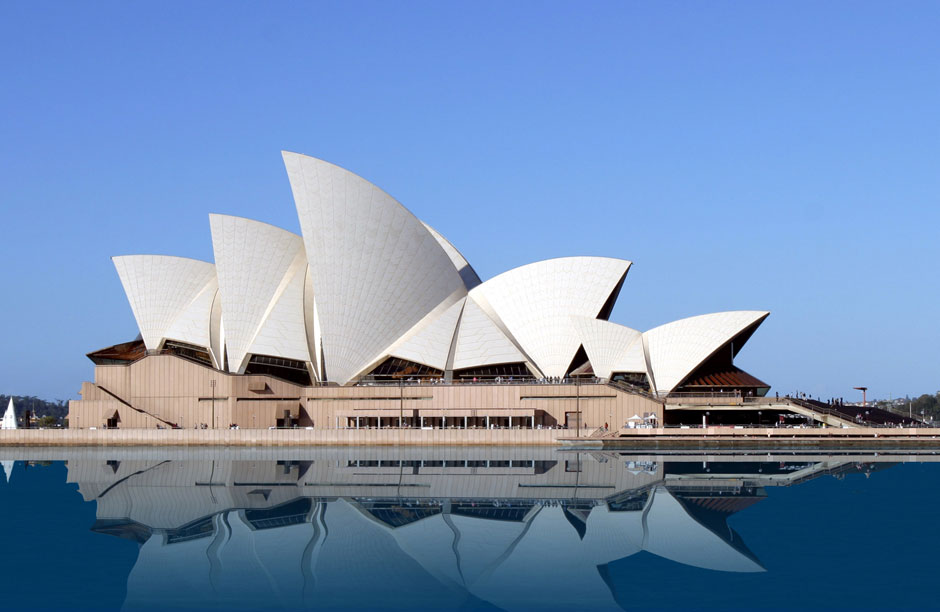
[73, 452, 771, 611]
[110, 152, 768, 385]
[104, 479, 764, 612]
[643, 487, 765, 572]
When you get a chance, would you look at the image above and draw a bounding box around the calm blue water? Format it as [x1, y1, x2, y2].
[0, 449, 938, 611]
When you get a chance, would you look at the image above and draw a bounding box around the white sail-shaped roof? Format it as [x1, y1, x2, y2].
[389, 298, 465, 371]
[210, 215, 309, 373]
[283, 152, 466, 384]
[1, 398, 17, 430]
[162, 278, 218, 351]
[422, 222, 481, 290]
[643, 311, 770, 394]
[570, 317, 644, 380]
[471, 257, 631, 378]
[243, 258, 311, 367]
[113, 255, 217, 351]
[452, 297, 527, 370]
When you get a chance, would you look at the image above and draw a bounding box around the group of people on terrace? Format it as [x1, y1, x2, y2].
[362, 375, 604, 385]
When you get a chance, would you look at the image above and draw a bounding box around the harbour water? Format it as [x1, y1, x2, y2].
[1, 447, 938, 611]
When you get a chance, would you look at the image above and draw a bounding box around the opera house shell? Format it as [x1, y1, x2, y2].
[68, 153, 770, 431]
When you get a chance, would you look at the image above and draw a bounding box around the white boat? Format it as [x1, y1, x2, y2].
[1, 398, 17, 430]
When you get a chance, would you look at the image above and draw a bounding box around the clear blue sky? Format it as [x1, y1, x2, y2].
[1, 1, 938, 402]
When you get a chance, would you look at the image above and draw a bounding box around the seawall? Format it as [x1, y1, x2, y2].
[4, 426, 940, 447]
[0, 428, 563, 446]
[562, 426, 940, 449]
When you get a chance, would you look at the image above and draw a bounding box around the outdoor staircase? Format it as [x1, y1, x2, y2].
[96, 385, 178, 428]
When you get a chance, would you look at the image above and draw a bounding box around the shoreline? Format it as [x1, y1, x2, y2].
[2, 426, 940, 447]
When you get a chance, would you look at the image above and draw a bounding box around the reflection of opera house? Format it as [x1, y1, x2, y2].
[67, 449, 883, 610]
[69, 152, 773, 431]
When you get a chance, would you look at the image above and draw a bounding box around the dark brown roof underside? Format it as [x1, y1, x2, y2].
[87, 339, 147, 363]
[682, 366, 769, 389]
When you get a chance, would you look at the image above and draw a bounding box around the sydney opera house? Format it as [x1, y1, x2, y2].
[68, 152, 773, 431]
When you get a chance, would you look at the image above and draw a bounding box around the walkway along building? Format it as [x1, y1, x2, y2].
[69, 153, 777, 431]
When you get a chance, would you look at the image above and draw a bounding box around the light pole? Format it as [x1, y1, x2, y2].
[209, 379, 217, 429]
[854, 386, 868, 407]
[576, 377, 581, 437]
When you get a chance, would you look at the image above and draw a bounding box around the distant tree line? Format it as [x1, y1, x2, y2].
[877, 393, 940, 422]
[0, 395, 69, 422]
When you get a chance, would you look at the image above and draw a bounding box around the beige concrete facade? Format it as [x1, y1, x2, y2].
[68, 353, 663, 434]
[7, 425, 940, 447]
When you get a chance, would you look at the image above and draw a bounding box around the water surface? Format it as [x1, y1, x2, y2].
[1, 448, 937, 611]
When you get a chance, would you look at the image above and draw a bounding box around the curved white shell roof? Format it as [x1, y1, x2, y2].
[471, 257, 631, 378]
[248, 257, 311, 366]
[163, 280, 218, 352]
[422, 222, 481, 290]
[388, 297, 465, 371]
[209, 215, 309, 373]
[643, 310, 769, 394]
[570, 317, 644, 380]
[113, 255, 217, 351]
[452, 296, 528, 370]
[283, 152, 466, 384]
[108, 153, 771, 388]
